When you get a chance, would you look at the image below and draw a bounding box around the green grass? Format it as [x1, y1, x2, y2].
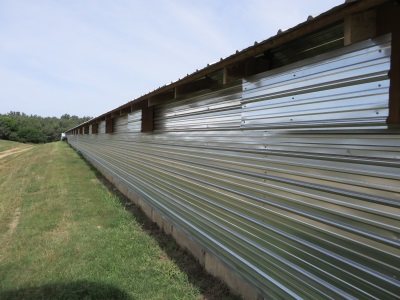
[0, 140, 28, 152]
[0, 141, 238, 300]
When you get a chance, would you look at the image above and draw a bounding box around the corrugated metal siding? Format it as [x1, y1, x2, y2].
[99, 120, 106, 134]
[154, 85, 242, 131]
[114, 115, 128, 133]
[112, 112, 142, 133]
[242, 34, 391, 130]
[68, 34, 400, 299]
[128, 111, 142, 133]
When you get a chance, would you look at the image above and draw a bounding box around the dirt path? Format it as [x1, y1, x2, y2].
[0, 146, 33, 159]
[0, 145, 32, 237]
[0, 145, 32, 263]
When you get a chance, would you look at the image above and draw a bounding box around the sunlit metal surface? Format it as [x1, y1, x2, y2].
[113, 115, 128, 132]
[154, 85, 242, 131]
[242, 34, 391, 130]
[68, 35, 400, 299]
[128, 111, 142, 132]
[99, 120, 106, 134]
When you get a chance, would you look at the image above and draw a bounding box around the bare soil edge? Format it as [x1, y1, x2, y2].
[0, 146, 33, 159]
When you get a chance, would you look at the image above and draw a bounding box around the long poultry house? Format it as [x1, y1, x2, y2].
[66, 1, 400, 299]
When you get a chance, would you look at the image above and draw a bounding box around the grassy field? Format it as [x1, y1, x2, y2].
[0, 140, 30, 153]
[0, 140, 238, 300]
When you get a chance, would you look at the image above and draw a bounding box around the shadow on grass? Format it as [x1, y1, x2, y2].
[74, 149, 241, 300]
[0, 280, 133, 300]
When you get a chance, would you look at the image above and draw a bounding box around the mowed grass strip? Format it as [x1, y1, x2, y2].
[0, 140, 25, 152]
[0, 141, 206, 299]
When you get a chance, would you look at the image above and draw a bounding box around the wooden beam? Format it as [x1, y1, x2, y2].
[141, 106, 154, 132]
[222, 67, 229, 85]
[378, 2, 400, 126]
[344, 9, 377, 45]
[105, 118, 114, 133]
[388, 20, 400, 126]
[92, 123, 99, 134]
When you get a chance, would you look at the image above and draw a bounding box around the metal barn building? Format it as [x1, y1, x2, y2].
[66, 1, 400, 298]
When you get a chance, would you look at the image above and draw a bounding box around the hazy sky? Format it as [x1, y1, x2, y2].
[0, 0, 344, 118]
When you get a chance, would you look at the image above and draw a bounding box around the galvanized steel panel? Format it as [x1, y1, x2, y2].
[99, 120, 106, 134]
[128, 110, 142, 132]
[154, 85, 242, 131]
[68, 34, 400, 299]
[242, 34, 391, 129]
[113, 115, 128, 133]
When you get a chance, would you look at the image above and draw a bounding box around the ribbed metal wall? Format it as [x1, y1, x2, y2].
[99, 120, 106, 134]
[154, 86, 242, 131]
[68, 34, 400, 299]
[113, 115, 128, 133]
[242, 34, 391, 130]
[128, 111, 142, 133]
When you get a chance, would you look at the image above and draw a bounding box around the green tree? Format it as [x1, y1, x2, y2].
[15, 127, 46, 143]
[0, 116, 18, 139]
[0, 112, 91, 144]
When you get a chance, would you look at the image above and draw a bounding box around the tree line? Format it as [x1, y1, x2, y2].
[0, 112, 91, 144]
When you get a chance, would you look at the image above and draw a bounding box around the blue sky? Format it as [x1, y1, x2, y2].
[0, 0, 343, 118]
